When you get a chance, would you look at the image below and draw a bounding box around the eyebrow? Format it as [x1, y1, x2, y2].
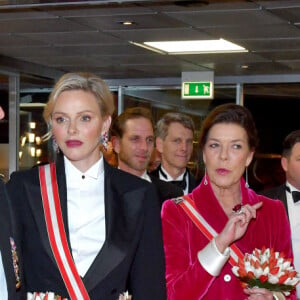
[52, 110, 95, 115]
[208, 137, 245, 143]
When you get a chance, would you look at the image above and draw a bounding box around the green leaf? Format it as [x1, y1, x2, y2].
[240, 277, 295, 292]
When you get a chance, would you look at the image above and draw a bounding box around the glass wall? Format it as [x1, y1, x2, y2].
[13, 83, 237, 178]
[3, 71, 295, 192]
[19, 102, 48, 169]
[121, 86, 237, 182]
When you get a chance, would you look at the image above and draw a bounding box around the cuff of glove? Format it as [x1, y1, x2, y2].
[273, 292, 285, 300]
[197, 238, 230, 276]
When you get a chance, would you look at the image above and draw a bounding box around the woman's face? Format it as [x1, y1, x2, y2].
[51, 90, 111, 172]
[203, 123, 254, 189]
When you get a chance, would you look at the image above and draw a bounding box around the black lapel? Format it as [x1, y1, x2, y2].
[83, 163, 144, 291]
[55, 153, 70, 240]
[280, 185, 289, 219]
[28, 155, 71, 265]
[149, 165, 160, 178]
[187, 170, 197, 192]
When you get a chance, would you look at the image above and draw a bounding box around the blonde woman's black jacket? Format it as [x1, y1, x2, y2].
[6, 154, 166, 299]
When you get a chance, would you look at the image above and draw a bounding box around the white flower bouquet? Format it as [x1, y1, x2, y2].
[232, 247, 300, 296]
[27, 292, 68, 300]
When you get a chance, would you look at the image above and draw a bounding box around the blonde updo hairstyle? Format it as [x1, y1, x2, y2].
[43, 72, 115, 140]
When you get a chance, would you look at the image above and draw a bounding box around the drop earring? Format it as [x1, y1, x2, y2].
[204, 168, 208, 185]
[245, 167, 249, 188]
[52, 136, 59, 153]
[100, 132, 109, 151]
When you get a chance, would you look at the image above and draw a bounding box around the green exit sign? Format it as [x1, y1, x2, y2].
[181, 81, 213, 99]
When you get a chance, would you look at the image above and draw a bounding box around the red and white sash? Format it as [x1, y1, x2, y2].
[39, 163, 90, 299]
[174, 195, 244, 266]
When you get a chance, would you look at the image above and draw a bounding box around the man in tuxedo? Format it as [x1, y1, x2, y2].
[0, 105, 23, 299]
[110, 107, 183, 207]
[260, 129, 300, 299]
[150, 112, 197, 194]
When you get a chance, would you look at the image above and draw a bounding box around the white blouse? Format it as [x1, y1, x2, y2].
[65, 156, 105, 276]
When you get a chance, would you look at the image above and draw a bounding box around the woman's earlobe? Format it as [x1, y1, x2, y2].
[104, 116, 112, 131]
[246, 151, 255, 167]
[0, 107, 5, 120]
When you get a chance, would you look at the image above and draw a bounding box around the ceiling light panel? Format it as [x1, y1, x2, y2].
[143, 39, 248, 54]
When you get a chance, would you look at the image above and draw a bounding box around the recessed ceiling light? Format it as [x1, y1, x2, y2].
[120, 21, 134, 26]
[132, 39, 247, 54]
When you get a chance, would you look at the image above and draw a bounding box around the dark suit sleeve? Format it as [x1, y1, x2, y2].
[1, 178, 25, 299]
[258, 185, 289, 219]
[129, 183, 167, 300]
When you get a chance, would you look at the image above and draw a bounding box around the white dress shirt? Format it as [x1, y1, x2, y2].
[140, 171, 151, 182]
[65, 156, 105, 277]
[0, 251, 8, 300]
[286, 182, 300, 299]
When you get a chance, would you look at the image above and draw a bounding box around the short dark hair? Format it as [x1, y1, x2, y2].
[110, 107, 153, 138]
[282, 129, 300, 158]
[198, 103, 258, 151]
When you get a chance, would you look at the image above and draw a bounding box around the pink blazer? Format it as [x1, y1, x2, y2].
[161, 176, 296, 300]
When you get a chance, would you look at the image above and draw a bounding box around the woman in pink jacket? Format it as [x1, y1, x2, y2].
[161, 103, 296, 300]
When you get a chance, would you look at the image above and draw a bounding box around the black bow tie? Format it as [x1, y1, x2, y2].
[159, 166, 187, 190]
[170, 178, 187, 190]
[286, 186, 300, 203]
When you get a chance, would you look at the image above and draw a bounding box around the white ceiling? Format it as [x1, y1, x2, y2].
[2, 0, 300, 97]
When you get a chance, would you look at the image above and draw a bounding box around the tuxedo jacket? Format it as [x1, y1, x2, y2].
[148, 174, 183, 207]
[6, 155, 166, 300]
[0, 179, 24, 299]
[259, 184, 288, 217]
[150, 165, 197, 193]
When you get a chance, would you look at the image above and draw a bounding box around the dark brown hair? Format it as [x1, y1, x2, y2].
[282, 129, 300, 158]
[198, 103, 258, 151]
[110, 107, 153, 138]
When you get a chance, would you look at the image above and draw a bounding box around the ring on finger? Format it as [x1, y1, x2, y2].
[232, 204, 243, 214]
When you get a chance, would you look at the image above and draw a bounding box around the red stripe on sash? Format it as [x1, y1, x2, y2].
[39, 164, 90, 299]
[178, 195, 244, 265]
[180, 201, 214, 240]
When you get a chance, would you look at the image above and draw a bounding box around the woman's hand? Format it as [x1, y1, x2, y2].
[244, 287, 274, 299]
[215, 202, 263, 252]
